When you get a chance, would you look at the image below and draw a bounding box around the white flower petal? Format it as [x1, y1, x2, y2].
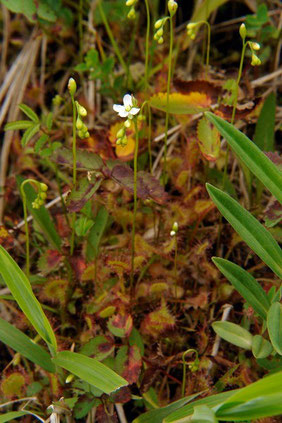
[113, 104, 124, 113]
[123, 94, 132, 108]
[130, 107, 140, 115]
[118, 110, 128, 117]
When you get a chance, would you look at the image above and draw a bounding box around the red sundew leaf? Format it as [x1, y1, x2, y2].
[140, 303, 176, 339]
[264, 152, 282, 171]
[69, 255, 87, 281]
[121, 345, 142, 384]
[96, 404, 118, 423]
[37, 249, 63, 275]
[115, 345, 142, 385]
[216, 98, 261, 120]
[54, 147, 104, 171]
[108, 313, 133, 338]
[264, 201, 282, 228]
[110, 164, 167, 204]
[80, 335, 115, 361]
[173, 79, 220, 103]
[111, 386, 131, 404]
[67, 177, 103, 212]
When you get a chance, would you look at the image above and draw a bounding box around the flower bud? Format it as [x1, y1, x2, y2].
[251, 54, 261, 66]
[154, 33, 159, 41]
[155, 19, 163, 29]
[65, 374, 75, 384]
[117, 127, 125, 138]
[250, 41, 260, 50]
[186, 22, 198, 31]
[76, 117, 83, 130]
[40, 183, 48, 192]
[158, 37, 164, 44]
[85, 131, 90, 138]
[77, 103, 87, 117]
[127, 7, 136, 19]
[172, 221, 178, 232]
[239, 23, 246, 40]
[170, 230, 176, 237]
[156, 28, 164, 38]
[168, 0, 178, 16]
[40, 192, 47, 200]
[124, 119, 131, 128]
[68, 78, 77, 96]
[126, 0, 136, 6]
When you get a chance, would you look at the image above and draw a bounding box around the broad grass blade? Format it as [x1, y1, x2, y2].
[206, 184, 282, 278]
[0, 245, 57, 352]
[267, 302, 282, 355]
[212, 257, 270, 319]
[52, 350, 128, 394]
[205, 112, 282, 203]
[0, 317, 55, 372]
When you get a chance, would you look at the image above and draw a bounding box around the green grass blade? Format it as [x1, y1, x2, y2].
[86, 206, 109, 262]
[212, 257, 270, 319]
[0, 245, 57, 352]
[206, 184, 282, 278]
[205, 112, 282, 203]
[267, 302, 282, 355]
[52, 351, 128, 394]
[214, 371, 282, 420]
[254, 93, 276, 152]
[0, 412, 29, 423]
[0, 317, 55, 372]
[17, 176, 61, 251]
[164, 391, 238, 423]
[212, 321, 253, 350]
[132, 393, 201, 423]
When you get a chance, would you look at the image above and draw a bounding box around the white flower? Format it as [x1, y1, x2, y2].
[113, 94, 140, 119]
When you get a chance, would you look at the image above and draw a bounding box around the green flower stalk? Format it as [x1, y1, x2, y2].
[113, 94, 140, 290]
[20, 179, 48, 279]
[154, 0, 178, 181]
[187, 20, 211, 80]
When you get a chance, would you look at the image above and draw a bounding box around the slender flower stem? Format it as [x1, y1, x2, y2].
[70, 94, 77, 255]
[131, 119, 139, 292]
[174, 235, 178, 297]
[98, 1, 128, 76]
[205, 22, 211, 80]
[148, 104, 152, 173]
[20, 183, 30, 279]
[144, 0, 151, 91]
[20, 179, 43, 279]
[163, 16, 174, 179]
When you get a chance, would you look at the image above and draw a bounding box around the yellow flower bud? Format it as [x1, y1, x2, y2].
[250, 41, 260, 50]
[76, 117, 83, 130]
[68, 78, 77, 95]
[239, 23, 246, 40]
[126, 0, 136, 6]
[155, 19, 163, 29]
[127, 7, 136, 19]
[251, 54, 261, 66]
[168, 0, 178, 16]
[158, 37, 164, 44]
[40, 183, 48, 192]
[156, 28, 164, 38]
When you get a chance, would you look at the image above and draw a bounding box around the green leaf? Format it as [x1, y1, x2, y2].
[214, 371, 282, 420]
[164, 391, 238, 422]
[254, 93, 276, 152]
[133, 393, 202, 423]
[212, 321, 253, 350]
[206, 184, 282, 278]
[68, 177, 102, 213]
[54, 147, 104, 171]
[197, 117, 220, 161]
[267, 302, 282, 355]
[0, 412, 30, 423]
[34, 134, 49, 153]
[4, 120, 34, 131]
[1, 0, 36, 21]
[18, 178, 61, 251]
[205, 113, 282, 203]
[150, 92, 208, 115]
[52, 350, 128, 394]
[252, 335, 273, 359]
[212, 257, 270, 319]
[86, 206, 109, 261]
[191, 405, 217, 423]
[19, 103, 39, 122]
[21, 123, 40, 147]
[0, 245, 57, 352]
[0, 317, 55, 372]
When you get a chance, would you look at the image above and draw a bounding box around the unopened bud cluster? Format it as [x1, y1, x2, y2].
[248, 41, 261, 66]
[186, 22, 198, 40]
[75, 101, 89, 139]
[170, 221, 178, 237]
[126, 0, 138, 20]
[32, 183, 48, 209]
[154, 18, 166, 44]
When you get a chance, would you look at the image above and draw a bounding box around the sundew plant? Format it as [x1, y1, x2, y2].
[0, 0, 281, 422]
